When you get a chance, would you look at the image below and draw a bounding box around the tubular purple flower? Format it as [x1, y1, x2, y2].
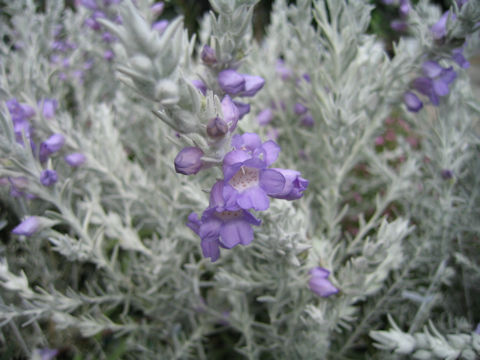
[403, 92, 423, 112]
[12, 216, 40, 236]
[257, 108, 273, 126]
[268, 168, 309, 200]
[65, 153, 86, 167]
[40, 169, 58, 187]
[201, 45, 217, 65]
[221, 95, 239, 131]
[39, 133, 65, 162]
[187, 181, 261, 262]
[218, 70, 245, 95]
[431, 11, 454, 40]
[174, 147, 204, 175]
[308, 267, 339, 297]
[41, 99, 58, 119]
[240, 74, 265, 97]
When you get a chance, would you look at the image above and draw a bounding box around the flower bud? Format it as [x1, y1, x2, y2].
[207, 117, 228, 138]
[40, 169, 58, 187]
[240, 74, 265, 97]
[174, 147, 204, 175]
[65, 153, 86, 167]
[201, 45, 217, 65]
[257, 108, 273, 126]
[403, 92, 423, 112]
[218, 70, 245, 95]
[308, 267, 339, 297]
[12, 216, 40, 236]
[39, 133, 65, 162]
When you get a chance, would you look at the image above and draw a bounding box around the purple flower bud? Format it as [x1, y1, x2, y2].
[64, 153, 86, 167]
[257, 108, 273, 126]
[40, 169, 58, 187]
[103, 50, 114, 61]
[207, 117, 228, 138]
[218, 70, 245, 95]
[151, 2, 165, 15]
[431, 11, 454, 40]
[441, 169, 453, 180]
[39, 133, 66, 162]
[12, 216, 39, 236]
[221, 95, 239, 131]
[403, 92, 423, 112]
[41, 99, 58, 119]
[308, 267, 339, 297]
[422, 61, 443, 78]
[294, 102, 308, 115]
[79, 0, 98, 10]
[240, 74, 265, 97]
[84, 17, 101, 31]
[276, 59, 292, 80]
[102, 32, 115, 43]
[233, 101, 250, 119]
[399, 0, 410, 16]
[174, 147, 204, 175]
[300, 114, 314, 127]
[269, 168, 309, 200]
[191, 79, 207, 95]
[201, 45, 217, 65]
[152, 20, 169, 34]
[452, 48, 470, 69]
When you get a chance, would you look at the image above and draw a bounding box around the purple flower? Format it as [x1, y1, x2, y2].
[239, 74, 265, 97]
[399, 0, 410, 16]
[268, 168, 308, 200]
[41, 99, 58, 119]
[276, 59, 292, 80]
[452, 48, 470, 69]
[413, 61, 457, 106]
[391, 20, 408, 32]
[300, 114, 314, 127]
[233, 101, 250, 119]
[308, 267, 339, 297]
[221, 95, 240, 131]
[39, 134, 65, 162]
[150, 2, 165, 16]
[9, 177, 29, 198]
[191, 79, 207, 95]
[37, 348, 59, 360]
[152, 20, 169, 34]
[441, 169, 454, 180]
[431, 11, 455, 40]
[65, 153, 86, 167]
[403, 91, 423, 112]
[187, 181, 261, 262]
[218, 70, 245, 95]
[79, 0, 98, 10]
[294, 103, 308, 115]
[257, 108, 273, 126]
[103, 50, 114, 61]
[102, 31, 115, 42]
[201, 45, 217, 65]
[40, 169, 58, 187]
[12, 216, 40, 236]
[222, 133, 290, 211]
[174, 147, 204, 175]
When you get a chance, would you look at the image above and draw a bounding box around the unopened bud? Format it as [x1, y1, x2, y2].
[207, 117, 228, 138]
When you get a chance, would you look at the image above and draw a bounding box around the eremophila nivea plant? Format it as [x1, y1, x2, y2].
[0, 0, 479, 359]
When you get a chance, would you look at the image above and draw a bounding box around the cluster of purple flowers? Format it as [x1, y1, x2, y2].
[403, 0, 470, 112]
[174, 50, 309, 262]
[4, 98, 85, 195]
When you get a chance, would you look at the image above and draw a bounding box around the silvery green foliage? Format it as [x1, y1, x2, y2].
[0, 0, 479, 359]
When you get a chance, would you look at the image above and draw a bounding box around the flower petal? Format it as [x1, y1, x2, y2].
[219, 219, 254, 248]
[259, 169, 286, 195]
[237, 186, 270, 211]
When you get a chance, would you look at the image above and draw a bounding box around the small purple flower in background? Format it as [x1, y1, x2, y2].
[294, 103, 308, 115]
[78, 0, 98, 10]
[452, 47, 470, 69]
[152, 20, 169, 34]
[102, 31, 115, 43]
[12, 216, 40, 236]
[65, 153, 86, 167]
[218, 69, 245, 95]
[413, 61, 457, 106]
[150, 1, 165, 16]
[174, 147, 204, 175]
[475, 323, 480, 334]
[398, 0, 410, 16]
[40, 169, 58, 187]
[257, 108, 273, 126]
[201, 45, 217, 65]
[36, 348, 59, 360]
[39, 133, 65, 162]
[308, 267, 339, 297]
[431, 11, 454, 40]
[276, 59, 292, 80]
[403, 91, 423, 112]
[300, 114, 314, 127]
[268, 168, 309, 201]
[441, 169, 454, 180]
[103, 49, 114, 61]
[187, 181, 261, 262]
[391, 20, 408, 32]
[8, 177, 30, 198]
[41, 99, 58, 119]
